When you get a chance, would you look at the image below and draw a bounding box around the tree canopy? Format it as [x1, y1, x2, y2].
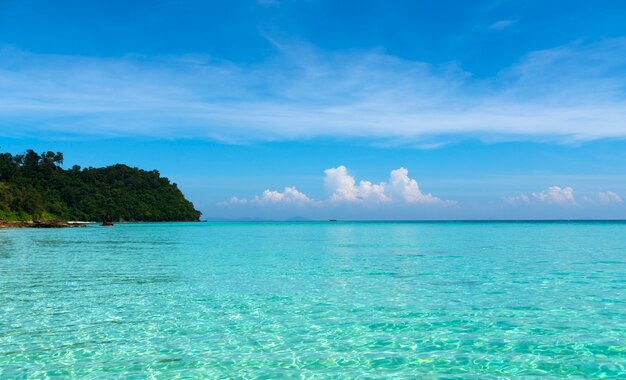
[0, 149, 201, 222]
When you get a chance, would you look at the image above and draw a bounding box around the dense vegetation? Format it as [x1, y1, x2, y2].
[0, 150, 201, 222]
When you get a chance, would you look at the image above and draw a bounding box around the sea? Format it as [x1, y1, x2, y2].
[1, 221, 625, 378]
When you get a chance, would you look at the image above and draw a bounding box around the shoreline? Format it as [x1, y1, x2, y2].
[0, 220, 200, 228]
[0, 220, 87, 229]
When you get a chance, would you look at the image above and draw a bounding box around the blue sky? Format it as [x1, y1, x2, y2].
[1, 0, 626, 219]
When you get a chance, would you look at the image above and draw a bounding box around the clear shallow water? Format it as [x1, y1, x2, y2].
[1, 222, 625, 378]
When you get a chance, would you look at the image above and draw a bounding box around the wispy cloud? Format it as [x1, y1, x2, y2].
[489, 19, 518, 30]
[1, 37, 626, 143]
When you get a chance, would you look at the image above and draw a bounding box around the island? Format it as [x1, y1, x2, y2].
[0, 149, 201, 225]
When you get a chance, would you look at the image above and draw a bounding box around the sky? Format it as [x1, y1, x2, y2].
[1, 0, 626, 220]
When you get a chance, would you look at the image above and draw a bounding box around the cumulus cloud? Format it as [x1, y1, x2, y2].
[324, 166, 390, 203]
[1, 37, 626, 143]
[323, 166, 448, 204]
[387, 168, 443, 204]
[227, 187, 311, 206]
[532, 186, 576, 205]
[598, 191, 623, 205]
[506, 186, 577, 206]
[222, 166, 449, 207]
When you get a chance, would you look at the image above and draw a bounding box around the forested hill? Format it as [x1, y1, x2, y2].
[0, 150, 201, 222]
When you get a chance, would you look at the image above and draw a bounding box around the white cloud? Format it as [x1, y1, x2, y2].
[227, 186, 311, 206]
[324, 166, 358, 202]
[357, 180, 389, 203]
[1, 37, 626, 143]
[489, 19, 518, 30]
[506, 186, 576, 206]
[227, 196, 248, 205]
[387, 167, 443, 204]
[507, 193, 529, 204]
[324, 166, 390, 203]
[223, 166, 449, 207]
[532, 186, 576, 205]
[598, 191, 623, 205]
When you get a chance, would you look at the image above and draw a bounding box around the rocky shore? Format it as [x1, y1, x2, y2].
[0, 220, 87, 229]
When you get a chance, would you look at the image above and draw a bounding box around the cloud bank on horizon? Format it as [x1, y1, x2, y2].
[1, 36, 626, 144]
[225, 166, 451, 206]
[218, 166, 624, 219]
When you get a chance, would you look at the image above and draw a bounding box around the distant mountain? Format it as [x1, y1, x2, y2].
[285, 216, 312, 222]
[202, 217, 276, 222]
[201, 216, 314, 222]
[0, 149, 201, 222]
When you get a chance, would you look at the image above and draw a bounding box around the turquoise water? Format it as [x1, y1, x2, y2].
[1, 222, 625, 378]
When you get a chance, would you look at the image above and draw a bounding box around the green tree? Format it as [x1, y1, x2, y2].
[0, 149, 201, 222]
